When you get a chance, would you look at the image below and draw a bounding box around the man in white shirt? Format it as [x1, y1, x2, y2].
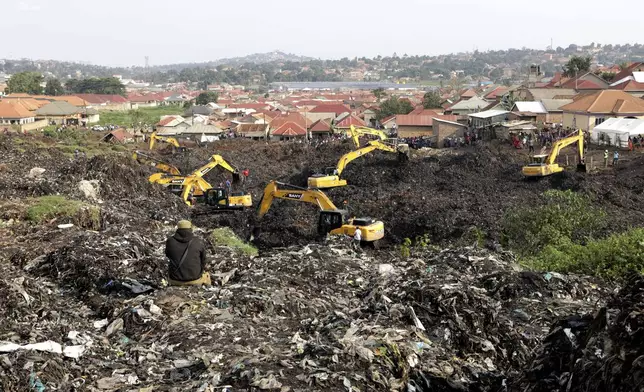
[352, 228, 362, 251]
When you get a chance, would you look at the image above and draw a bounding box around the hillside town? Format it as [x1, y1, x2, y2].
[1, 58, 644, 148]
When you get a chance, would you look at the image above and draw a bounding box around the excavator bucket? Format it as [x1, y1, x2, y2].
[232, 171, 241, 184]
[577, 163, 587, 172]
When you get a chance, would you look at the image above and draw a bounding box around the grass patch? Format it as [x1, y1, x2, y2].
[524, 228, 644, 280]
[26, 196, 101, 229]
[210, 227, 258, 257]
[98, 106, 183, 127]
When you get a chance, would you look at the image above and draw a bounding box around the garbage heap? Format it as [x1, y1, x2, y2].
[514, 275, 644, 392]
[1, 239, 612, 391]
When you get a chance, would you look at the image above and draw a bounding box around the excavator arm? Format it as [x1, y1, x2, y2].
[133, 151, 181, 175]
[149, 132, 181, 150]
[181, 177, 214, 205]
[335, 141, 396, 176]
[192, 155, 240, 181]
[348, 125, 389, 148]
[546, 129, 584, 165]
[257, 181, 338, 219]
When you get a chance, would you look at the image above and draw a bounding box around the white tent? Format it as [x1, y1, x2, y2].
[591, 118, 644, 148]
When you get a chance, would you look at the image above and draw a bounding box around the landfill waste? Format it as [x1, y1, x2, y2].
[0, 134, 640, 391]
[512, 275, 644, 392]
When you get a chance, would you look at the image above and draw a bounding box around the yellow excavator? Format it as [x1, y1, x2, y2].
[149, 132, 187, 152]
[150, 155, 252, 209]
[132, 150, 181, 176]
[308, 140, 407, 188]
[522, 129, 586, 177]
[256, 181, 385, 244]
[347, 125, 390, 148]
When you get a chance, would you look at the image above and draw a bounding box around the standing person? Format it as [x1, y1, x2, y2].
[165, 220, 211, 286]
[352, 228, 362, 251]
[225, 179, 232, 193]
[242, 169, 249, 184]
[613, 150, 619, 167]
[528, 138, 535, 153]
[604, 150, 609, 168]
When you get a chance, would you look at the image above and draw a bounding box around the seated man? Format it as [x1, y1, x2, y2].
[165, 220, 211, 286]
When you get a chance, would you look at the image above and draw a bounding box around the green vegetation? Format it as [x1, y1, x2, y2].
[527, 229, 644, 280]
[501, 190, 644, 280]
[422, 91, 442, 109]
[210, 227, 258, 257]
[44, 78, 65, 96]
[65, 77, 126, 96]
[195, 91, 218, 105]
[98, 106, 183, 127]
[563, 55, 592, 77]
[377, 97, 414, 120]
[5, 71, 44, 94]
[26, 196, 101, 229]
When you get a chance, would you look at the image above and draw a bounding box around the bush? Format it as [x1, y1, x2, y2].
[526, 228, 644, 280]
[26, 196, 101, 229]
[210, 227, 258, 257]
[502, 190, 606, 256]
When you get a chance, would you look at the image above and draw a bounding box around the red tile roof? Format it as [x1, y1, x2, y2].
[396, 114, 458, 127]
[309, 119, 333, 133]
[334, 114, 365, 128]
[610, 79, 644, 92]
[484, 86, 509, 100]
[157, 116, 179, 126]
[272, 121, 307, 136]
[560, 90, 644, 114]
[227, 103, 273, 110]
[309, 104, 351, 115]
[0, 101, 34, 118]
[460, 88, 477, 98]
[270, 112, 307, 129]
[75, 94, 129, 104]
[409, 107, 441, 116]
[612, 62, 644, 82]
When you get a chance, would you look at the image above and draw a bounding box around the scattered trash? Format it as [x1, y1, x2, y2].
[27, 167, 46, 179]
[57, 223, 74, 229]
[105, 318, 124, 337]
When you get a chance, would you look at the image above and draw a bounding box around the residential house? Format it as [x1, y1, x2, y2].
[459, 88, 477, 100]
[509, 102, 547, 123]
[546, 72, 609, 91]
[0, 101, 37, 127]
[184, 105, 213, 117]
[35, 101, 81, 125]
[467, 110, 510, 128]
[129, 93, 161, 108]
[560, 90, 644, 131]
[156, 115, 189, 135]
[484, 86, 509, 101]
[236, 123, 269, 140]
[433, 118, 468, 147]
[395, 114, 459, 138]
[271, 121, 307, 141]
[333, 113, 365, 131]
[74, 94, 131, 111]
[609, 63, 644, 98]
[541, 99, 573, 124]
[79, 107, 100, 124]
[446, 97, 489, 115]
[514, 88, 577, 101]
[361, 107, 377, 127]
[181, 123, 224, 143]
[307, 104, 351, 122]
[309, 119, 333, 138]
[103, 129, 134, 143]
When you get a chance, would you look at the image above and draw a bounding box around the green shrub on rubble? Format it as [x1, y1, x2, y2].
[525, 228, 644, 280]
[502, 190, 606, 256]
[26, 195, 101, 229]
[210, 227, 258, 257]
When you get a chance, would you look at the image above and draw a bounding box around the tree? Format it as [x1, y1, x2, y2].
[44, 78, 64, 96]
[563, 55, 592, 77]
[372, 88, 386, 101]
[65, 77, 126, 96]
[422, 91, 442, 109]
[6, 71, 43, 94]
[195, 91, 219, 105]
[377, 97, 414, 120]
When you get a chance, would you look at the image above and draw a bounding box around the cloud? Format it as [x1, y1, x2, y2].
[18, 2, 41, 12]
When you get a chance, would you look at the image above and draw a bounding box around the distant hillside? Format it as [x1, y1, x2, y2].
[148, 51, 316, 72]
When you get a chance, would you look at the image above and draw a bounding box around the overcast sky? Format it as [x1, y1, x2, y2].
[5, 0, 643, 67]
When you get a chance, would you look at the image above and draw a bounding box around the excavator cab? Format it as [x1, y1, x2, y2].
[204, 188, 253, 210]
[318, 210, 346, 235]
